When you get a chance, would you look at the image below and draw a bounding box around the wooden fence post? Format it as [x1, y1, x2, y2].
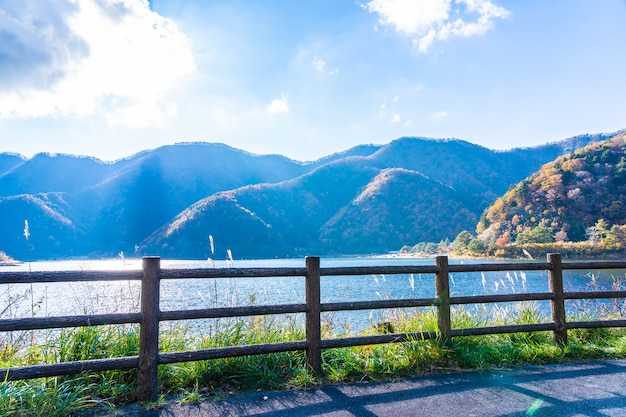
[137, 256, 161, 402]
[548, 253, 568, 345]
[305, 256, 322, 375]
[435, 255, 451, 346]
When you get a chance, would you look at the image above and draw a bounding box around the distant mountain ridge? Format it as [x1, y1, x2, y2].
[0, 131, 622, 260]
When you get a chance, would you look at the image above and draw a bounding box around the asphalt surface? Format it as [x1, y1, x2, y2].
[116, 359, 626, 417]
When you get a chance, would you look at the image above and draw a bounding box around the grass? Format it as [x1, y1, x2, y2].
[1, 304, 625, 417]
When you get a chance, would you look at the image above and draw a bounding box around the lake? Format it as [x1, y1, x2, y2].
[1, 257, 624, 333]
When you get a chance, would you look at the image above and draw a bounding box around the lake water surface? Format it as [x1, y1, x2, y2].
[1, 257, 624, 333]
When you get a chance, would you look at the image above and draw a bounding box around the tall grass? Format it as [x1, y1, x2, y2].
[0, 325, 140, 417]
[1, 303, 625, 416]
[0, 377, 98, 417]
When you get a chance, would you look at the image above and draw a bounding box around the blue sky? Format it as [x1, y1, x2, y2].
[0, 0, 625, 162]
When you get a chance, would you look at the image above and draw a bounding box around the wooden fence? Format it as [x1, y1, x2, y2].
[1, 253, 626, 402]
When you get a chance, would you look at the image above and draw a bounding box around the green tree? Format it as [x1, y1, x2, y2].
[604, 224, 626, 249]
[594, 219, 609, 244]
[467, 238, 487, 253]
[452, 230, 473, 253]
[515, 226, 554, 245]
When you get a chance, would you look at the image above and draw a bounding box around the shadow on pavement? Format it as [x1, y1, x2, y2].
[117, 359, 626, 417]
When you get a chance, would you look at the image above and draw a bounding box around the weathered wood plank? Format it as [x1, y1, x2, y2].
[0, 313, 141, 331]
[321, 332, 437, 349]
[448, 262, 551, 272]
[160, 267, 307, 279]
[564, 290, 626, 300]
[319, 265, 438, 276]
[160, 304, 308, 321]
[562, 261, 626, 270]
[158, 341, 308, 364]
[451, 323, 555, 337]
[321, 298, 438, 312]
[137, 257, 161, 402]
[548, 253, 568, 345]
[450, 292, 554, 305]
[435, 256, 451, 345]
[0, 270, 143, 284]
[0, 356, 139, 381]
[306, 256, 322, 375]
[566, 319, 626, 329]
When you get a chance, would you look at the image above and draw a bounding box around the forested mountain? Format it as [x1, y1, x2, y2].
[0, 193, 82, 259]
[366, 138, 526, 212]
[0, 131, 622, 260]
[0, 153, 121, 197]
[0, 153, 25, 177]
[317, 168, 476, 254]
[478, 132, 626, 245]
[141, 158, 382, 258]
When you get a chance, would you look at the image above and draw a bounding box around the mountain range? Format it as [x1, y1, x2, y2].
[0, 131, 622, 260]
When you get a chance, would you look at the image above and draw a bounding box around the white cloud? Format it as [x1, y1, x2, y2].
[313, 57, 339, 78]
[379, 96, 401, 121]
[267, 95, 289, 114]
[364, 0, 510, 52]
[432, 111, 448, 119]
[365, 0, 450, 35]
[0, 0, 195, 127]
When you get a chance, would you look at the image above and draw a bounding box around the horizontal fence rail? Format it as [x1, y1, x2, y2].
[1, 254, 625, 401]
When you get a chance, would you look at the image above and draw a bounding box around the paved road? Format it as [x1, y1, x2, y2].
[117, 359, 626, 417]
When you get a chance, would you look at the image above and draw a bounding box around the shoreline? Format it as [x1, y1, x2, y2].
[383, 251, 626, 262]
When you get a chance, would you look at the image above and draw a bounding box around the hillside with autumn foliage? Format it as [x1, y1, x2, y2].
[463, 132, 626, 258]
